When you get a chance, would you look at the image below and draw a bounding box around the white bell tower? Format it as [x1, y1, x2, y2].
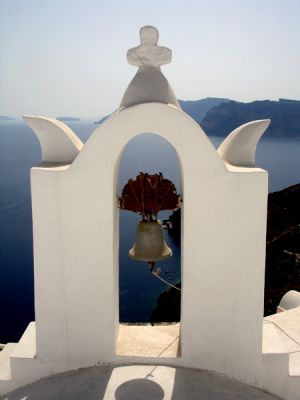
[1, 26, 299, 400]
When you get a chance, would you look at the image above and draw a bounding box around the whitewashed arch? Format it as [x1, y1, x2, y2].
[64, 102, 228, 363]
[27, 102, 268, 380]
[0, 101, 272, 397]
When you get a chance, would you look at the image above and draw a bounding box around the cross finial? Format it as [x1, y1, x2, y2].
[127, 26, 172, 68]
[120, 26, 180, 109]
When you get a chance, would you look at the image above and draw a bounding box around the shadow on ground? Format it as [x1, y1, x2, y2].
[0, 365, 283, 400]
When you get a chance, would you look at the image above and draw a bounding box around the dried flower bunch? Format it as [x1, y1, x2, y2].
[118, 172, 182, 219]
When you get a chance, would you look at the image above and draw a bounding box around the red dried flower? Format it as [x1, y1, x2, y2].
[118, 172, 181, 217]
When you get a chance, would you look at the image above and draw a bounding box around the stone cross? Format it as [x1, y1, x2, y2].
[127, 26, 172, 68]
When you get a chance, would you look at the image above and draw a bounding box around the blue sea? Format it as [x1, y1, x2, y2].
[0, 120, 299, 343]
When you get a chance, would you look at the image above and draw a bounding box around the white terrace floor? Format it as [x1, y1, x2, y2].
[0, 364, 282, 400]
[116, 323, 180, 357]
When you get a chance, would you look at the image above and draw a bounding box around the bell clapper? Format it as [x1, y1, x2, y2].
[147, 261, 162, 276]
[147, 261, 155, 272]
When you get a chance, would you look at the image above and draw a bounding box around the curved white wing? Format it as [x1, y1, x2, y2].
[23, 115, 84, 163]
[217, 119, 270, 167]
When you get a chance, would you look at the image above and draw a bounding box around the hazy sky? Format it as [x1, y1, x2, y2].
[0, 0, 299, 118]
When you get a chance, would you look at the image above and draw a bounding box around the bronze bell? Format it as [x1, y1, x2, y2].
[129, 220, 172, 262]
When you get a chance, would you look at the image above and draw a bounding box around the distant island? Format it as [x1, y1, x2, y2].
[56, 117, 81, 122]
[0, 116, 14, 121]
[94, 98, 229, 125]
[95, 97, 300, 138]
[94, 115, 110, 124]
[178, 97, 231, 122]
[201, 98, 300, 138]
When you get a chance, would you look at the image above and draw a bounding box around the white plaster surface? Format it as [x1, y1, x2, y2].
[116, 324, 179, 357]
[279, 291, 300, 311]
[13, 102, 271, 389]
[262, 308, 300, 394]
[262, 323, 289, 354]
[217, 119, 270, 167]
[23, 116, 83, 163]
[262, 322, 300, 354]
[10, 322, 36, 359]
[0, 344, 16, 380]
[264, 307, 300, 348]
[127, 26, 171, 68]
[120, 26, 180, 108]
[2, 102, 298, 399]
[290, 352, 300, 376]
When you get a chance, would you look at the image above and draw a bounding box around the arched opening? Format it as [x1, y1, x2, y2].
[116, 133, 182, 358]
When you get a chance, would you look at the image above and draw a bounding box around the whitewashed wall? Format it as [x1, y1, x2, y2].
[30, 103, 267, 381]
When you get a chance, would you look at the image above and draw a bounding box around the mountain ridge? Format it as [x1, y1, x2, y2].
[95, 97, 300, 138]
[201, 99, 300, 138]
[178, 97, 231, 123]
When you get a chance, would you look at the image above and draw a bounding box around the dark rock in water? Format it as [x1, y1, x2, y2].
[56, 116, 81, 122]
[167, 208, 181, 245]
[264, 183, 300, 315]
[152, 183, 300, 319]
[179, 97, 231, 124]
[0, 115, 14, 120]
[150, 283, 181, 323]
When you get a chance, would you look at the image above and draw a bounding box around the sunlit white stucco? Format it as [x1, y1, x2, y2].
[23, 115, 83, 163]
[120, 26, 180, 108]
[1, 102, 269, 390]
[218, 119, 271, 167]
